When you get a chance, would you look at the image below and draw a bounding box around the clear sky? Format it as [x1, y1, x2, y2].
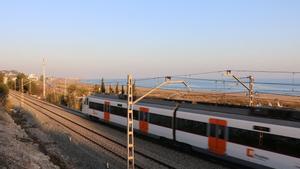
[0, 0, 299, 78]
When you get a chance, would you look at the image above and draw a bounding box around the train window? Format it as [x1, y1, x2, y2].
[229, 127, 300, 158]
[261, 133, 300, 158]
[149, 113, 172, 128]
[209, 124, 216, 137]
[104, 103, 110, 112]
[89, 102, 104, 111]
[176, 118, 207, 136]
[139, 108, 149, 122]
[110, 106, 116, 115]
[218, 126, 225, 139]
[110, 106, 126, 117]
[228, 127, 259, 148]
[139, 111, 148, 121]
[133, 110, 139, 120]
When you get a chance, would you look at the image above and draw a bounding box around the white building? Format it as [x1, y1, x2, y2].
[3, 76, 8, 84]
[28, 74, 39, 81]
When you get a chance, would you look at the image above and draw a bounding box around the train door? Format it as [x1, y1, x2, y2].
[139, 107, 149, 133]
[104, 101, 110, 122]
[208, 118, 227, 155]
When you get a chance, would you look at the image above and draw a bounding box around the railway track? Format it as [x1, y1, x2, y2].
[9, 91, 177, 169]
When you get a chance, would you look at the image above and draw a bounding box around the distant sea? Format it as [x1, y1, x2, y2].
[81, 78, 300, 96]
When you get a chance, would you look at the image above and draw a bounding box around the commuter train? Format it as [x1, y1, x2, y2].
[82, 94, 300, 169]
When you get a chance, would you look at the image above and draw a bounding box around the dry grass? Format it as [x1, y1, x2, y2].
[51, 78, 300, 109]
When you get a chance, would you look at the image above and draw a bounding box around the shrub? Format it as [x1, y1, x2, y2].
[0, 83, 9, 106]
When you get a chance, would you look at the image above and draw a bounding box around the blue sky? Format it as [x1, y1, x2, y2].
[0, 0, 299, 78]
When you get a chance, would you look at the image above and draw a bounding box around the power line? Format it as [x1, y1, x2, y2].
[172, 70, 224, 77]
[170, 77, 300, 87]
[230, 70, 300, 74]
[134, 70, 225, 82]
[86, 69, 300, 84]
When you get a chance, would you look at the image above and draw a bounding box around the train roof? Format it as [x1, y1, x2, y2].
[88, 94, 300, 127]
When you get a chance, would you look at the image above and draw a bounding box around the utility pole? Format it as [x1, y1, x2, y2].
[43, 58, 46, 99]
[21, 78, 24, 93]
[126, 75, 191, 169]
[29, 79, 32, 95]
[249, 76, 254, 107]
[14, 79, 17, 90]
[127, 75, 134, 169]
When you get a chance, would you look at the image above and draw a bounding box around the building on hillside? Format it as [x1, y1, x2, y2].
[3, 76, 8, 84]
[28, 74, 39, 81]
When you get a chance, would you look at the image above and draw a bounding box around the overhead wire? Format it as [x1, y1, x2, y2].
[85, 69, 300, 97]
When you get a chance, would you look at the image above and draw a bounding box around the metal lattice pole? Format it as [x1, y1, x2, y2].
[127, 75, 134, 169]
[249, 76, 254, 107]
[126, 75, 191, 169]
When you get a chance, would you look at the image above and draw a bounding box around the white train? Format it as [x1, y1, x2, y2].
[82, 95, 300, 169]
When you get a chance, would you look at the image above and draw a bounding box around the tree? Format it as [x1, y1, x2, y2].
[46, 92, 60, 105]
[60, 95, 67, 106]
[66, 93, 76, 109]
[115, 82, 119, 94]
[30, 81, 42, 95]
[39, 75, 44, 82]
[77, 87, 89, 96]
[109, 84, 113, 94]
[67, 84, 77, 94]
[0, 84, 9, 105]
[7, 78, 15, 90]
[121, 85, 125, 95]
[93, 84, 100, 93]
[100, 78, 105, 93]
[16, 73, 27, 91]
[0, 72, 4, 84]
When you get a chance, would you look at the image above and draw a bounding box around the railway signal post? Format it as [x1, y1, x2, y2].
[127, 74, 191, 169]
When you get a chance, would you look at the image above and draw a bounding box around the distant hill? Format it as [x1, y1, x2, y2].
[0, 70, 20, 77]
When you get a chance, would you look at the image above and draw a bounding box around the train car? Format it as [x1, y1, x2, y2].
[82, 94, 300, 169]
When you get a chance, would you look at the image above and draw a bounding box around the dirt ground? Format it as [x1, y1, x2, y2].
[0, 107, 59, 169]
